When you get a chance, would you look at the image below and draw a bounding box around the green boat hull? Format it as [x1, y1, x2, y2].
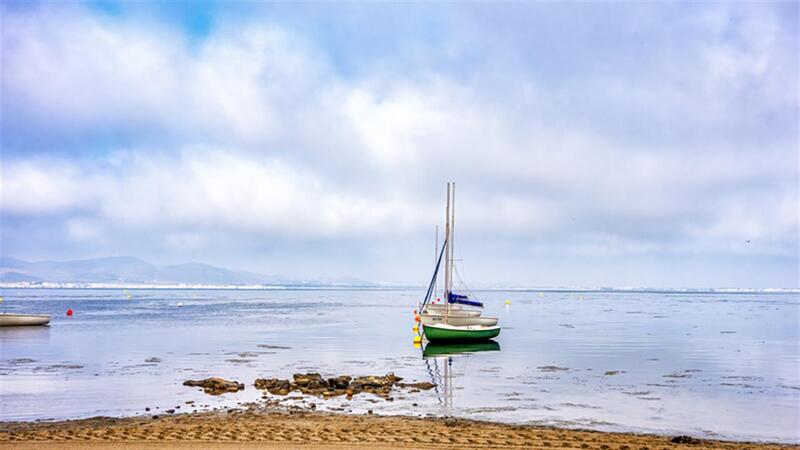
[422, 324, 501, 342]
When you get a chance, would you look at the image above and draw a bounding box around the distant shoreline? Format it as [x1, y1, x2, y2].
[1, 409, 796, 448]
[1, 283, 798, 294]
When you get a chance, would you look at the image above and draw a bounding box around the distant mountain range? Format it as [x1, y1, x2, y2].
[0, 256, 379, 287]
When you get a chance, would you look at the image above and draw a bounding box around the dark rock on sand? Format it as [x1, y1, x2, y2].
[350, 373, 402, 398]
[183, 377, 245, 395]
[670, 435, 700, 444]
[328, 375, 352, 389]
[254, 378, 292, 395]
[293, 373, 327, 389]
[254, 372, 432, 400]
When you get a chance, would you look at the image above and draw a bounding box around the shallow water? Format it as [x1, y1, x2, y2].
[0, 288, 797, 443]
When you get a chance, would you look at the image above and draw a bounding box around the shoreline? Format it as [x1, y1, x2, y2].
[2, 409, 796, 449]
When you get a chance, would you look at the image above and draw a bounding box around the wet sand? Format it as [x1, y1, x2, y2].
[1, 410, 795, 450]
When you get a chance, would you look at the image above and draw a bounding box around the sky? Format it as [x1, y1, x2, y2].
[1, 1, 798, 288]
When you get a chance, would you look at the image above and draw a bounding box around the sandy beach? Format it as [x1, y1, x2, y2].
[2, 409, 796, 450]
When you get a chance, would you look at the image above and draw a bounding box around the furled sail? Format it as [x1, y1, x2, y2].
[447, 292, 483, 308]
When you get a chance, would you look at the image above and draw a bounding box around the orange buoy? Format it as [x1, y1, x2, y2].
[414, 315, 420, 323]
[66, 308, 73, 317]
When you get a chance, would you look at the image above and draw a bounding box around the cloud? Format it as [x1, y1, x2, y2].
[1, 2, 797, 286]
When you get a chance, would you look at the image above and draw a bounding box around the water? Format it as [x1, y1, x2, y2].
[0, 288, 798, 443]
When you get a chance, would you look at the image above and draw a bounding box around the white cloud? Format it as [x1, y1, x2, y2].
[0, 159, 89, 214]
[2, 149, 424, 238]
[0, 3, 796, 285]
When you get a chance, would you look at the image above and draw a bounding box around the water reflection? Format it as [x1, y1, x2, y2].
[0, 324, 51, 343]
[422, 340, 500, 357]
[422, 340, 501, 416]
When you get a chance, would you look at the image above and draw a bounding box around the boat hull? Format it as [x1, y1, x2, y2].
[0, 314, 51, 327]
[422, 308, 481, 318]
[419, 314, 498, 327]
[425, 304, 462, 311]
[423, 323, 501, 342]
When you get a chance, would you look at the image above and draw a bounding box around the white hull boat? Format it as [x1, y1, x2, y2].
[425, 304, 463, 311]
[0, 314, 51, 326]
[420, 313, 498, 327]
[422, 308, 482, 318]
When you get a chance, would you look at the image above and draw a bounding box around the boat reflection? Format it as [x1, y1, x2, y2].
[0, 324, 51, 343]
[422, 340, 500, 357]
[422, 340, 500, 417]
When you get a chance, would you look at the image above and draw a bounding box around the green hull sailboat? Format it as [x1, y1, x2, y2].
[423, 323, 501, 342]
[418, 182, 501, 343]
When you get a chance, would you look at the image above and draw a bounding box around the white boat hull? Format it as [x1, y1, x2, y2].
[422, 308, 481, 318]
[425, 304, 463, 311]
[420, 314, 498, 327]
[0, 314, 51, 326]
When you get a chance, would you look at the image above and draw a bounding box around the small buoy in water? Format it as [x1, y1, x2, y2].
[505, 299, 511, 305]
[413, 335, 422, 343]
[413, 342, 421, 349]
[412, 325, 419, 333]
[538, 292, 544, 298]
[177, 302, 183, 308]
[414, 315, 420, 323]
[413, 309, 417, 315]
[66, 308, 73, 317]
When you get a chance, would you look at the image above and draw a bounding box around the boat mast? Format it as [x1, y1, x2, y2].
[444, 182, 451, 323]
[451, 182, 455, 297]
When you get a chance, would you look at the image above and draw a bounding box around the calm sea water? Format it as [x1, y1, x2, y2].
[0, 288, 798, 443]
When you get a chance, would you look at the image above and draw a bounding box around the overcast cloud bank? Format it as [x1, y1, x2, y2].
[1, 2, 797, 287]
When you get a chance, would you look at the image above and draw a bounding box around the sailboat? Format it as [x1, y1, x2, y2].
[420, 183, 500, 342]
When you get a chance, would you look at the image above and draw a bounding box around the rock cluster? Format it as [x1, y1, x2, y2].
[183, 377, 245, 395]
[254, 372, 435, 400]
[670, 435, 701, 445]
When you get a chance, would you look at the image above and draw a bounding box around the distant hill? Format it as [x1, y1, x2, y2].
[0, 256, 378, 287]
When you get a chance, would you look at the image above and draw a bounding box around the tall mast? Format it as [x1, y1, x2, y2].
[444, 183, 451, 322]
[450, 182, 455, 296]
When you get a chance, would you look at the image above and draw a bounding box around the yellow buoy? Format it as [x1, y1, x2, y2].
[505, 299, 510, 305]
[413, 342, 421, 349]
[412, 325, 419, 333]
[413, 335, 422, 343]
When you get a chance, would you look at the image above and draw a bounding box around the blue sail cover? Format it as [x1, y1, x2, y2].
[448, 292, 484, 308]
